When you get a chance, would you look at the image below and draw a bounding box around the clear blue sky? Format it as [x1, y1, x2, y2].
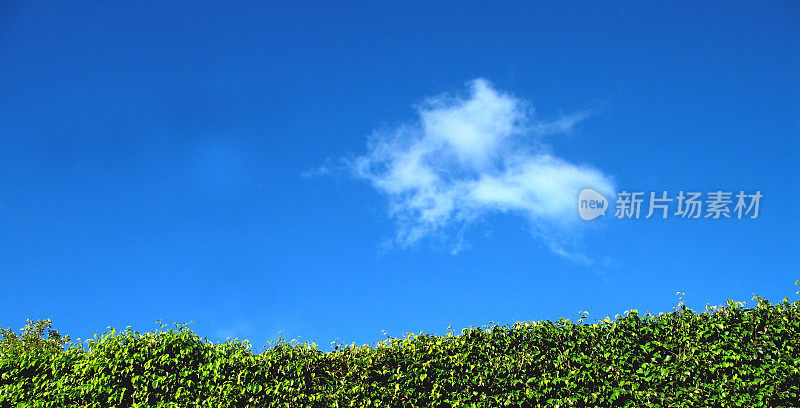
[1, 1, 798, 349]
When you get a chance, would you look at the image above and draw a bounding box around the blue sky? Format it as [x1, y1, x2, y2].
[1, 1, 798, 349]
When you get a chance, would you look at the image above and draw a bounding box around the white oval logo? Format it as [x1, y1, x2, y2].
[578, 188, 608, 221]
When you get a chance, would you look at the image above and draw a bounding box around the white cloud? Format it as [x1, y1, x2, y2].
[342, 79, 614, 257]
[213, 321, 255, 341]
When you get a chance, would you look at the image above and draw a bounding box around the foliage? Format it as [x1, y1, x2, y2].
[0, 319, 70, 355]
[2, 295, 799, 407]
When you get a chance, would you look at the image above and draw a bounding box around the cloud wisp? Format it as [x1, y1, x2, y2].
[331, 79, 614, 257]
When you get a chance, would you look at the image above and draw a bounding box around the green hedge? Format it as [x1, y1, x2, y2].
[2, 296, 799, 407]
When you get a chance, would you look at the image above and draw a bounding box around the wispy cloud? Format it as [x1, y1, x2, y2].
[320, 79, 614, 258]
[213, 321, 255, 341]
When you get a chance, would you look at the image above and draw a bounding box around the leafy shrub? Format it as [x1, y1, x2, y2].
[1, 295, 799, 407]
[0, 319, 70, 355]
